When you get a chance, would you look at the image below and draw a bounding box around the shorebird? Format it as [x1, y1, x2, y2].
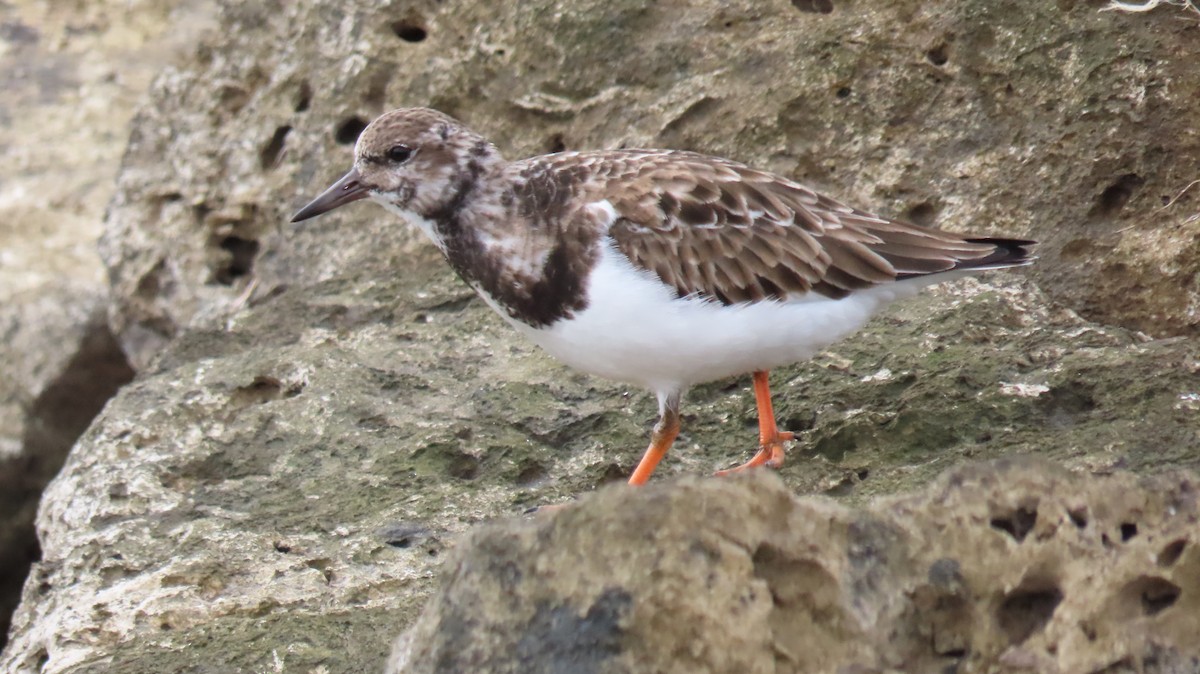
[292, 107, 1033, 485]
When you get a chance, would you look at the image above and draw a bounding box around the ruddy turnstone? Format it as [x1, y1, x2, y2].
[292, 107, 1034, 485]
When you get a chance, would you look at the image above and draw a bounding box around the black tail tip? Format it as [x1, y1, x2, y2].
[966, 237, 1037, 268]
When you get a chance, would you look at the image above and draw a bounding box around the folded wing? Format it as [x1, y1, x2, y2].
[588, 150, 1033, 304]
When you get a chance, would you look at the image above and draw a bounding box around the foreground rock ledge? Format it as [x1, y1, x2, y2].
[389, 460, 1200, 674]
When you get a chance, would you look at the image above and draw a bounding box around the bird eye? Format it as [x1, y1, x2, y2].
[386, 144, 413, 163]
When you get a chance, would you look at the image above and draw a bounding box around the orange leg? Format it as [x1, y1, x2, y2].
[628, 393, 681, 486]
[715, 370, 793, 476]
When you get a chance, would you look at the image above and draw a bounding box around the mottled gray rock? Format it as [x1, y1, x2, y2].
[2, 0, 1200, 672]
[389, 461, 1200, 674]
[6, 207, 1200, 672]
[99, 0, 1200, 374]
[0, 300, 131, 654]
[0, 0, 212, 652]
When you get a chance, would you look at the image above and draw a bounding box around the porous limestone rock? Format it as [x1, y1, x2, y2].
[0, 0, 212, 650]
[389, 461, 1200, 674]
[4, 225, 1199, 672]
[99, 0, 1200, 374]
[2, 0, 1200, 672]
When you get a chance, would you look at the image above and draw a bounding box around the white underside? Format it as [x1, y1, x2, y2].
[381, 195, 967, 398]
[488, 240, 952, 396]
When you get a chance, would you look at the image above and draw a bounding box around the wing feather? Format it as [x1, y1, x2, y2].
[563, 150, 1034, 304]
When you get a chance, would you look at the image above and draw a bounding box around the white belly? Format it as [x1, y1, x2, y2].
[490, 241, 928, 395]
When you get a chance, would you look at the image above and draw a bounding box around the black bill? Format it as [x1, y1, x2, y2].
[291, 168, 369, 222]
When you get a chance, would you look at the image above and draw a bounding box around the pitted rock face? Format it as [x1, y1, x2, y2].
[388, 461, 1200, 674]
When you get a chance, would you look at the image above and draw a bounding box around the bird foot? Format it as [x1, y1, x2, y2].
[714, 431, 794, 476]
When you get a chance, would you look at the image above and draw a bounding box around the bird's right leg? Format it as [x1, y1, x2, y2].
[627, 390, 681, 486]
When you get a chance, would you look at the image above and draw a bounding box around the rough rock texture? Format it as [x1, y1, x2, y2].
[2, 249, 1198, 673]
[98, 0, 1200, 373]
[0, 0, 213, 651]
[390, 462, 1200, 674]
[1, 0, 1199, 672]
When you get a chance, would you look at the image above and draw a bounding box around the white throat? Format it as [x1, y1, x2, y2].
[375, 198, 446, 252]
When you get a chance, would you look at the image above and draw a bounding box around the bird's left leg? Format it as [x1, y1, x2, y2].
[715, 370, 793, 476]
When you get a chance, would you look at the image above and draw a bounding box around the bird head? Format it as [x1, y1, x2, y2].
[291, 107, 501, 223]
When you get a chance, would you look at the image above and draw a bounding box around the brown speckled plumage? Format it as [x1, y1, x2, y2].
[318, 108, 1032, 327]
[536, 149, 1032, 304]
[291, 107, 1037, 486]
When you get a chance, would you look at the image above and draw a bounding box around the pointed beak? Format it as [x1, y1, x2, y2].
[291, 168, 369, 223]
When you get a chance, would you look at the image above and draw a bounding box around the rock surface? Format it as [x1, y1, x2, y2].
[3, 262, 1197, 673]
[1, 0, 1199, 673]
[0, 0, 212, 651]
[390, 461, 1200, 674]
[98, 0, 1200, 374]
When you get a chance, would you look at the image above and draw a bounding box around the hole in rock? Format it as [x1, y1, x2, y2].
[927, 43, 950, 66]
[516, 461, 548, 485]
[597, 462, 626, 486]
[905, 201, 938, 226]
[835, 86, 852, 98]
[213, 236, 260, 285]
[1042, 383, 1097, 428]
[259, 125, 291, 171]
[998, 581, 1063, 645]
[990, 505, 1038, 542]
[927, 558, 964, 589]
[390, 20, 428, 42]
[546, 133, 566, 153]
[294, 81, 312, 112]
[1141, 582, 1181, 616]
[380, 523, 432, 549]
[135, 258, 167, 299]
[791, 0, 834, 13]
[1123, 576, 1181, 617]
[305, 559, 334, 583]
[1067, 507, 1088, 528]
[230, 375, 299, 406]
[447, 453, 480, 480]
[1091, 173, 1143, 217]
[217, 83, 250, 113]
[335, 116, 368, 145]
[1120, 522, 1138, 542]
[780, 412, 816, 434]
[1, 314, 134, 652]
[1157, 539, 1186, 567]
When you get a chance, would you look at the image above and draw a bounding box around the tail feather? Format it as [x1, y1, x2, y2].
[960, 237, 1037, 271]
[892, 237, 1036, 281]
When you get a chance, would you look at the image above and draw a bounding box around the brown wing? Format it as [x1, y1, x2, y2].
[578, 150, 1031, 304]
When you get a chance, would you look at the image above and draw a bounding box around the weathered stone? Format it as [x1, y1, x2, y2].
[0, 0, 212, 651]
[4, 230, 1199, 672]
[99, 0, 1200, 374]
[2, 0, 1199, 672]
[389, 461, 1200, 673]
